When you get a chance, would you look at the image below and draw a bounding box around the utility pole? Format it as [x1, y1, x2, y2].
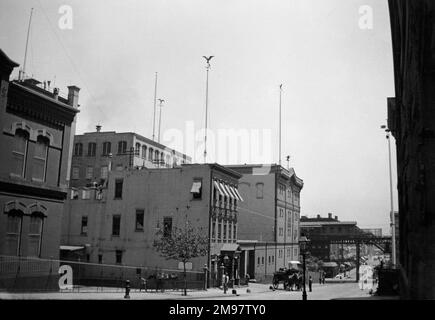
[203, 56, 214, 163]
[152, 72, 158, 141]
[21, 8, 34, 81]
[279, 84, 283, 167]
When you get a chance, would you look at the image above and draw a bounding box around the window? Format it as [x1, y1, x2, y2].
[115, 250, 122, 264]
[81, 216, 88, 235]
[82, 189, 90, 199]
[102, 142, 111, 155]
[32, 136, 49, 181]
[165, 155, 170, 167]
[279, 208, 284, 218]
[6, 213, 22, 256]
[135, 210, 144, 231]
[98, 254, 103, 264]
[262, 257, 264, 265]
[28, 214, 43, 257]
[218, 221, 222, 241]
[142, 145, 147, 159]
[163, 217, 172, 237]
[101, 166, 108, 179]
[74, 143, 83, 156]
[118, 141, 127, 154]
[87, 142, 96, 156]
[114, 179, 123, 199]
[191, 179, 202, 199]
[268, 256, 271, 264]
[135, 143, 140, 156]
[86, 166, 94, 179]
[154, 150, 159, 162]
[212, 221, 216, 240]
[149, 148, 154, 161]
[257, 257, 260, 265]
[279, 227, 283, 236]
[256, 183, 264, 199]
[12, 129, 29, 177]
[294, 248, 298, 257]
[233, 224, 237, 241]
[72, 167, 80, 180]
[112, 215, 121, 236]
[71, 189, 79, 199]
[272, 256, 274, 263]
[228, 224, 232, 242]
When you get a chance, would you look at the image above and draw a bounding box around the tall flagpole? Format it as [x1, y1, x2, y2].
[22, 8, 34, 81]
[203, 56, 214, 163]
[279, 84, 283, 167]
[158, 99, 164, 143]
[152, 72, 158, 141]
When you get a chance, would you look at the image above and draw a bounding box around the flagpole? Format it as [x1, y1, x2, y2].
[152, 72, 158, 141]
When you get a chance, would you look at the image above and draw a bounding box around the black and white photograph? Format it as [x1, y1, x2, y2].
[0, 0, 434, 312]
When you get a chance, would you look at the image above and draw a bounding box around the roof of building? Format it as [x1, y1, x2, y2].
[300, 221, 357, 227]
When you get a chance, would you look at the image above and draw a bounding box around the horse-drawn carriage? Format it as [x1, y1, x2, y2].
[272, 268, 302, 291]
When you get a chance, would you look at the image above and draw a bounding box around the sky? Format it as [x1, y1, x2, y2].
[0, 0, 397, 234]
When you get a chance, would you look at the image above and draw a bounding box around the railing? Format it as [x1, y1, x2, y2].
[0, 255, 205, 293]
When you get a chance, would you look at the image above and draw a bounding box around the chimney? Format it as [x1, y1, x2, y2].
[67, 85, 80, 108]
[328, 213, 332, 219]
[96, 125, 102, 132]
[317, 214, 321, 219]
[53, 87, 59, 100]
[335, 215, 338, 220]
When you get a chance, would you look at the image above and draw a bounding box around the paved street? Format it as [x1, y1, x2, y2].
[0, 282, 386, 300]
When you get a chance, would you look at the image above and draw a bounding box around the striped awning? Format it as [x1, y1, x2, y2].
[233, 187, 244, 201]
[219, 182, 230, 198]
[214, 180, 225, 197]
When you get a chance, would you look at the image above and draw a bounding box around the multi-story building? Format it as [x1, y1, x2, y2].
[225, 164, 303, 281]
[0, 49, 79, 289]
[70, 129, 191, 188]
[61, 163, 243, 287]
[388, 0, 435, 299]
[300, 214, 358, 261]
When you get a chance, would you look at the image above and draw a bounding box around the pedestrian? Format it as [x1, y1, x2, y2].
[245, 273, 250, 287]
[223, 273, 229, 294]
[309, 276, 313, 292]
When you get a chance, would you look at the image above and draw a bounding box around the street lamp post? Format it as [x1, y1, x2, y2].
[380, 125, 396, 268]
[299, 235, 310, 301]
[202, 56, 214, 164]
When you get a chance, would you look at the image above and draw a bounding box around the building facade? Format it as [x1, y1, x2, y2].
[388, 0, 435, 299]
[226, 164, 303, 281]
[61, 164, 243, 287]
[0, 49, 79, 289]
[70, 129, 191, 188]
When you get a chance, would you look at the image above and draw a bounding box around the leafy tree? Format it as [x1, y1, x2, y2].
[153, 219, 209, 296]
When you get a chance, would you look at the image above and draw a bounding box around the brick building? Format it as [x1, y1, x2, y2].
[225, 164, 303, 281]
[388, 0, 435, 299]
[61, 164, 243, 287]
[0, 49, 79, 289]
[70, 129, 191, 188]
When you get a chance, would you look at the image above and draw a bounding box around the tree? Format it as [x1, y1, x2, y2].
[153, 219, 209, 296]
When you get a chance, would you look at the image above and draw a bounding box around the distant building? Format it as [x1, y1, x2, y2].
[226, 164, 303, 281]
[0, 49, 79, 289]
[361, 228, 383, 237]
[70, 129, 191, 188]
[300, 214, 359, 261]
[61, 164, 243, 287]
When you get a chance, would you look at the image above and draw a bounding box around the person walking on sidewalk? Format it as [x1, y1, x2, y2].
[223, 273, 229, 294]
[309, 276, 313, 292]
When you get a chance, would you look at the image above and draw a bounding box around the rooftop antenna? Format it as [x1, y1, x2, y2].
[157, 99, 165, 143]
[152, 72, 158, 141]
[203, 56, 214, 163]
[21, 8, 34, 81]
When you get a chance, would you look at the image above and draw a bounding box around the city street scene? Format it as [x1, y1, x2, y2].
[0, 0, 434, 308]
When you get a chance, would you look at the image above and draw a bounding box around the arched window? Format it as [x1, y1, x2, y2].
[28, 212, 44, 257]
[135, 143, 140, 156]
[154, 150, 160, 163]
[74, 143, 83, 156]
[12, 129, 29, 177]
[142, 145, 147, 159]
[118, 141, 127, 154]
[102, 142, 111, 155]
[33, 136, 49, 181]
[149, 148, 154, 161]
[87, 142, 96, 156]
[5, 210, 23, 256]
